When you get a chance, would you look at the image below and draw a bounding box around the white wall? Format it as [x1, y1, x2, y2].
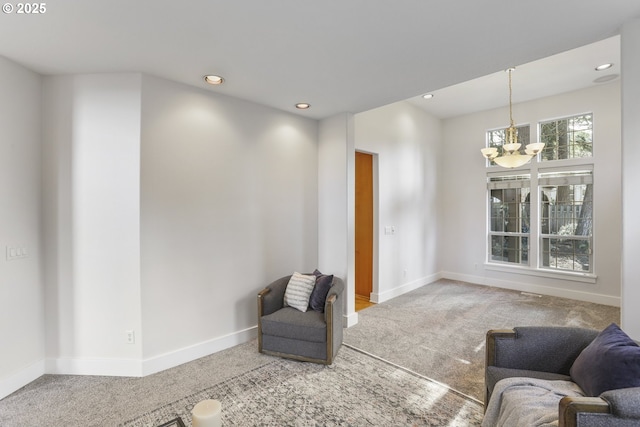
[441, 82, 622, 306]
[621, 19, 640, 339]
[39, 73, 320, 379]
[42, 74, 144, 375]
[139, 75, 319, 368]
[0, 56, 45, 399]
[318, 113, 355, 325]
[354, 101, 442, 301]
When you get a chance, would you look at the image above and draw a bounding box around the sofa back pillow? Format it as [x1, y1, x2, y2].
[570, 323, 640, 397]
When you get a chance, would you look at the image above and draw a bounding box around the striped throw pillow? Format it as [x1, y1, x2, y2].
[284, 272, 316, 312]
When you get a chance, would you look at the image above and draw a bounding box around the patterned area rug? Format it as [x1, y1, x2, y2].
[121, 346, 483, 427]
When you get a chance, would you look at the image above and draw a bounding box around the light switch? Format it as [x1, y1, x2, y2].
[6, 246, 28, 261]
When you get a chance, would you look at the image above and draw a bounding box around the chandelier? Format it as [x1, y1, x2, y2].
[481, 68, 545, 168]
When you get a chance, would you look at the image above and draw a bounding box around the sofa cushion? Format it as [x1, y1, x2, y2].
[260, 307, 327, 343]
[309, 270, 333, 313]
[570, 323, 640, 397]
[261, 334, 327, 360]
[283, 272, 316, 312]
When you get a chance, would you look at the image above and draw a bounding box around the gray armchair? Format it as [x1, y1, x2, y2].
[257, 275, 344, 364]
[485, 326, 640, 427]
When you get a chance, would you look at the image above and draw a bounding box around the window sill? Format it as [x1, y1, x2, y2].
[484, 263, 597, 284]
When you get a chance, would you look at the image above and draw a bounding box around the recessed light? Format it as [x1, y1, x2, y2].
[422, 93, 434, 100]
[595, 63, 613, 71]
[295, 103, 311, 110]
[203, 75, 225, 85]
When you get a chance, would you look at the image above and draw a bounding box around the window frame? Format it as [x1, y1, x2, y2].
[487, 173, 531, 267]
[538, 167, 594, 274]
[539, 113, 593, 161]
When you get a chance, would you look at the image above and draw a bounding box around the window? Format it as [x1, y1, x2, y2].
[488, 175, 530, 265]
[539, 170, 593, 272]
[485, 113, 595, 278]
[540, 114, 593, 160]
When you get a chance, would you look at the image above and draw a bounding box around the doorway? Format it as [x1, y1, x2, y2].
[355, 151, 375, 311]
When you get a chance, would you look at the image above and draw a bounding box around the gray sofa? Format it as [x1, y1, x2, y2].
[257, 275, 344, 364]
[485, 326, 640, 427]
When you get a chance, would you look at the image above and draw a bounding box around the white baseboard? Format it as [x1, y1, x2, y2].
[46, 355, 143, 377]
[441, 271, 621, 307]
[344, 311, 359, 328]
[0, 359, 45, 401]
[371, 272, 442, 304]
[142, 326, 257, 376]
[42, 327, 258, 379]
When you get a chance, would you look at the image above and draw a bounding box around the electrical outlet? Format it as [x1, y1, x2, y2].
[125, 330, 135, 344]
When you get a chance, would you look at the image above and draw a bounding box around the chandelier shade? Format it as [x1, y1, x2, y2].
[481, 68, 545, 168]
[493, 152, 535, 168]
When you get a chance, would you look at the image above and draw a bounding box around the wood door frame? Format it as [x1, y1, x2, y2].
[355, 150, 378, 302]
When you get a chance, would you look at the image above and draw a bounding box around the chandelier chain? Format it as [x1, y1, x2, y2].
[508, 68, 514, 127]
[480, 66, 545, 168]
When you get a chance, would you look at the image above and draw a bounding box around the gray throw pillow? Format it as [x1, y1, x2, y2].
[309, 270, 333, 312]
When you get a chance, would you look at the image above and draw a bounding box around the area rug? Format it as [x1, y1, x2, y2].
[121, 345, 483, 426]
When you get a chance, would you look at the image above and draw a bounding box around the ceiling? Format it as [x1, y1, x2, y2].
[0, 1, 638, 120]
[408, 36, 621, 119]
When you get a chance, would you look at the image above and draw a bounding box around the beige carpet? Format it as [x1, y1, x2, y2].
[343, 279, 620, 401]
[0, 279, 620, 426]
[0, 341, 271, 427]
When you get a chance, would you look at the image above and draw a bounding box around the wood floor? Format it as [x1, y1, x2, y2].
[355, 294, 376, 311]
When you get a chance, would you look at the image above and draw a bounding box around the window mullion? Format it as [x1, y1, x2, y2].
[529, 165, 540, 269]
